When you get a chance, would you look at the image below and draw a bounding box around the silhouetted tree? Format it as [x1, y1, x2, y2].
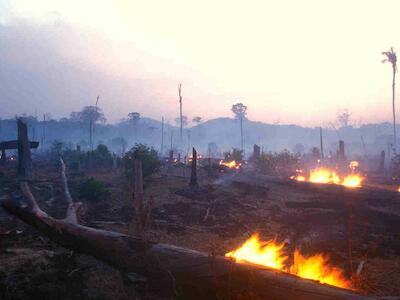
[231, 103, 247, 151]
[192, 116, 202, 124]
[175, 116, 188, 127]
[128, 112, 141, 143]
[128, 112, 141, 125]
[337, 109, 352, 128]
[382, 47, 397, 151]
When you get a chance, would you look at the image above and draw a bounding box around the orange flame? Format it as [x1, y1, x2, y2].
[219, 160, 241, 169]
[226, 234, 351, 289]
[291, 250, 351, 288]
[292, 168, 363, 188]
[225, 234, 287, 269]
[342, 174, 363, 188]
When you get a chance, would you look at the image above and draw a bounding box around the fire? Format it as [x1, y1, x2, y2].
[342, 174, 363, 188]
[291, 168, 363, 188]
[295, 175, 306, 181]
[291, 250, 351, 289]
[349, 161, 359, 170]
[219, 160, 242, 169]
[225, 234, 287, 269]
[309, 169, 340, 184]
[226, 234, 351, 289]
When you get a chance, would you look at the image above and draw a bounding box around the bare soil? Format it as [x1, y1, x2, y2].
[0, 161, 399, 299]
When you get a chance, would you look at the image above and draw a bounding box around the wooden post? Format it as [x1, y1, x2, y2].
[17, 119, 32, 178]
[190, 147, 198, 187]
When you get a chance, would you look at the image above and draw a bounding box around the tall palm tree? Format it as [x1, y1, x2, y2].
[231, 103, 248, 152]
[382, 47, 397, 152]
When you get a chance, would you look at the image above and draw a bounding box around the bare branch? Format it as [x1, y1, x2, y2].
[60, 157, 80, 223]
[20, 182, 47, 218]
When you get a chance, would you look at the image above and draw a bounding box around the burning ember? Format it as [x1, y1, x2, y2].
[219, 160, 242, 169]
[291, 168, 363, 188]
[349, 161, 359, 170]
[226, 234, 351, 289]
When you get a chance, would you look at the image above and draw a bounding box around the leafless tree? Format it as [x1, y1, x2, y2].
[337, 109, 352, 128]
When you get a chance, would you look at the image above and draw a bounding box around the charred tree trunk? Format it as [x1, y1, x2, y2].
[320, 127, 324, 160]
[17, 119, 32, 178]
[189, 147, 198, 187]
[1, 148, 6, 165]
[253, 144, 261, 160]
[378, 150, 385, 174]
[132, 158, 149, 233]
[179, 83, 183, 143]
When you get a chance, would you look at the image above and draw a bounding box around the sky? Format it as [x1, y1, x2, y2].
[0, 0, 400, 126]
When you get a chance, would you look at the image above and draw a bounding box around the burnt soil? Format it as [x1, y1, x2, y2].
[1, 161, 400, 299]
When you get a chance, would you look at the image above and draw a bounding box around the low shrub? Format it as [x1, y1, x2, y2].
[77, 177, 109, 202]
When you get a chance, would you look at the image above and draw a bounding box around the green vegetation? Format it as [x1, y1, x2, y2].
[77, 177, 109, 202]
[123, 143, 160, 179]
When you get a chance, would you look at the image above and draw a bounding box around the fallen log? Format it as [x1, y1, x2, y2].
[0, 166, 376, 299]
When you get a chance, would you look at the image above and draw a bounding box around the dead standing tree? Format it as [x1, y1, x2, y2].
[18, 119, 33, 178]
[0, 119, 39, 169]
[189, 147, 198, 187]
[131, 157, 151, 234]
[178, 83, 183, 144]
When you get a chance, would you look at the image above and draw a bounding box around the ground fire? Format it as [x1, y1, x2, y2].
[226, 233, 352, 289]
[291, 167, 364, 188]
[219, 159, 242, 169]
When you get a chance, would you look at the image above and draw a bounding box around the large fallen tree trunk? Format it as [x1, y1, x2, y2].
[1, 164, 375, 300]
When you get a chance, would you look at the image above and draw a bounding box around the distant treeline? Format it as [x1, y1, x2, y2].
[0, 113, 396, 158]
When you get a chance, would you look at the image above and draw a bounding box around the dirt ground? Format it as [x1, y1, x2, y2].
[0, 160, 399, 299]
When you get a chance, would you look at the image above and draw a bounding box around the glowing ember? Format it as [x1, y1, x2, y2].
[295, 175, 306, 181]
[219, 160, 241, 169]
[225, 234, 287, 269]
[226, 234, 351, 289]
[349, 161, 359, 170]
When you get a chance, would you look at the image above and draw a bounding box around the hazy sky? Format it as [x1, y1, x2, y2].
[1, 0, 400, 126]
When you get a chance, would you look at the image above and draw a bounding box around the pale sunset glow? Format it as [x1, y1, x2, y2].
[1, 0, 400, 125]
